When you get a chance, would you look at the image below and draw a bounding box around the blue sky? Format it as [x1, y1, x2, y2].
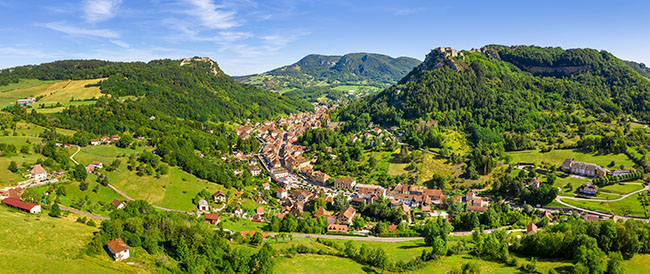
[0, 0, 648, 76]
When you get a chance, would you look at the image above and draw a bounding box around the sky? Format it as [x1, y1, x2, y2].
[0, 0, 648, 76]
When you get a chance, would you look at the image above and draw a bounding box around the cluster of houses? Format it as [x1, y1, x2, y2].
[90, 135, 121, 146]
[350, 126, 394, 146]
[235, 105, 339, 182]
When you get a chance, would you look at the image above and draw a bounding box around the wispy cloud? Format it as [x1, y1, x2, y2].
[0, 47, 59, 58]
[110, 39, 130, 48]
[186, 0, 238, 29]
[83, 0, 123, 23]
[44, 21, 120, 38]
[262, 31, 310, 49]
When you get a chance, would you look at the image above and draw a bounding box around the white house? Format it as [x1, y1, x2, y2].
[276, 188, 288, 199]
[106, 238, 130, 262]
[198, 199, 209, 211]
[30, 164, 47, 181]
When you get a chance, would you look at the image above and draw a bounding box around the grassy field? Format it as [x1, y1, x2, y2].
[274, 255, 367, 274]
[328, 238, 430, 262]
[0, 206, 146, 273]
[506, 149, 634, 168]
[600, 183, 644, 195]
[220, 216, 267, 232]
[0, 121, 75, 187]
[561, 194, 647, 217]
[33, 178, 125, 217]
[419, 153, 457, 183]
[0, 79, 107, 108]
[72, 145, 225, 211]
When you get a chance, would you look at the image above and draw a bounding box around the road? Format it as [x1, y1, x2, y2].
[557, 183, 650, 202]
[552, 183, 650, 222]
[69, 145, 80, 165]
[266, 228, 526, 242]
[60, 205, 110, 220]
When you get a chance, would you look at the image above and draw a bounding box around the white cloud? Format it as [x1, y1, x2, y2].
[262, 31, 310, 49]
[83, 0, 123, 23]
[110, 40, 130, 48]
[44, 22, 120, 38]
[186, 0, 238, 29]
[216, 31, 252, 42]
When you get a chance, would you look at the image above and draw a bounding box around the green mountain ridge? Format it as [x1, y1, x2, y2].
[341, 45, 650, 140]
[235, 53, 421, 91]
[0, 58, 312, 122]
[624, 60, 650, 79]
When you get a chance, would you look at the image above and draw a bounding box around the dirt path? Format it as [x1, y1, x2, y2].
[69, 145, 80, 165]
[60, 205, 110, 220]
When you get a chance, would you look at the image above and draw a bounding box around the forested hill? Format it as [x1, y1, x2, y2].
[341, 45, 650, 135]
[625, 60, 650, 79]
[235, 53, 421, 91]
[0, 58, 312, 122]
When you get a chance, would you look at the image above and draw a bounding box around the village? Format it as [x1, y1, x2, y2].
[1, 103, 647, 263]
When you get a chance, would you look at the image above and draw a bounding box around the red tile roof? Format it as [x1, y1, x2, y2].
[107, 238, 129, 253]
[2, 198, 38, 211]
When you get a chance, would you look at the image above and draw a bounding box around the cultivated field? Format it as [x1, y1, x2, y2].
[0, 78, 107, 111]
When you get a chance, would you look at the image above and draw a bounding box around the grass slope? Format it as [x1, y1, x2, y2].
[73, 145, 225, 211]
[0, 78, 106, 109]
[0, 206, 145, 273]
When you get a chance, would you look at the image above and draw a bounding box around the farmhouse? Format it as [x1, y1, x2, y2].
[111, 200, 125, 209]
[561, 159, 607, 178]
[2, 187, 23, 199]
[90, 139, 101, 145]
[197, 199, 209, 211]
[526, 223, 538, 234]
[30, 164, 47, 182]
[212, 191, 226, 203]
[90, 161, 103, 169]
[106, 238, 130, 262]
[337, 206, 356, 224]
[577, 184, 598, 196]
[2, 198, 41, 213]
[204, 213, 220, 224]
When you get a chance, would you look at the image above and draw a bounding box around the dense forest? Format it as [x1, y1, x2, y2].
[0, 58, 312, 122]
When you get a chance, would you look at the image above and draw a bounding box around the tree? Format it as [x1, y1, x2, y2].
[250, 232, 264, 246]
[73, 164, 87, 182]
[252, 243, 274, 274]
[8, 161, 18, 173]
[79, 181, 89, 191]
[606, 252, 623, 274]
[461, 262, 481, 274]
[334, 192, 349, 211]
[49, 203, 61, 217]
[352, 216, 366, 230]
[21, 188, 42, 203]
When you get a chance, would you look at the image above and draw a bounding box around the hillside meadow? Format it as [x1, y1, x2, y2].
[0, 206, 146, 273]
